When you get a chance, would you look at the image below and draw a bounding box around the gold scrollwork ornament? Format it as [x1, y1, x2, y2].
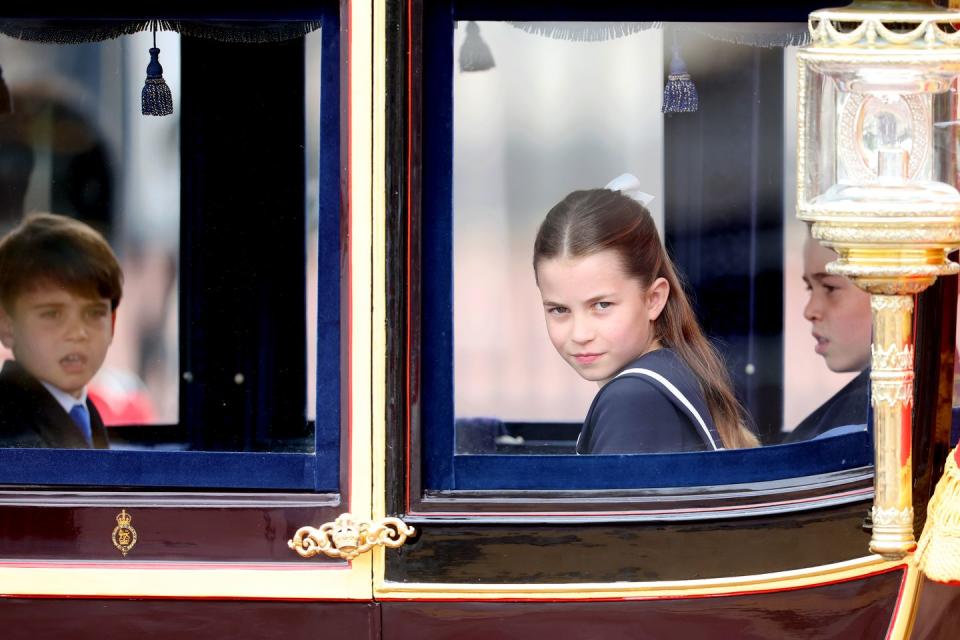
[873, 505, 915, 528]
[288, 513, 415, 560]
[871, 296, 914, 313]
[872, 379, 914, 408]
[112, 509, 138, 557]
[871, 343, 914, 371]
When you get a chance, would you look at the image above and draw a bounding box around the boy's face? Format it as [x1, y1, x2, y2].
[802, 237, 872, 373]
[0, 283, 114, 398]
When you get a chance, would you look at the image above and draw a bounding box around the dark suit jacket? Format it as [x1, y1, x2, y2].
[0, 360, 109, 449]
[781, 369, 870, 444]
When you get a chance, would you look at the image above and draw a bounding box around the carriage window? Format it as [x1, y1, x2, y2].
[0, 14, 341, 490]
[0, 31, 181, 430]
[421, 19, 873, 491]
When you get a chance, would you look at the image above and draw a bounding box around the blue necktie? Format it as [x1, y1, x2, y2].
[69, 403, 93, 445]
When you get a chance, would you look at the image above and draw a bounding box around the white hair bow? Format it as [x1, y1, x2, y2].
[604, 173, 655, 207]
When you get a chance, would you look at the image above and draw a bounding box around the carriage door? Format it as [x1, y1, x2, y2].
[370, 2, 918, 637]
[0, 2, 380, 636]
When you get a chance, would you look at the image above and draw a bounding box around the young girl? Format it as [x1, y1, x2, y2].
[533, 179, 758, 453]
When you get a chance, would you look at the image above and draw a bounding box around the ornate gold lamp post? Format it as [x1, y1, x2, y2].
[798, 0, 960, 560]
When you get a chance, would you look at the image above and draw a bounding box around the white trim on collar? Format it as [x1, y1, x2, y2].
[40, 380, 88, 415]
[615, 367, 719, 451]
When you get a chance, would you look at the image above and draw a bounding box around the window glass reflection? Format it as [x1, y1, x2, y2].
[0, 32, 180, 432]
[452, 22, 867, 454]
[781, 48, 870, 442]
[0, 25, 323, 453]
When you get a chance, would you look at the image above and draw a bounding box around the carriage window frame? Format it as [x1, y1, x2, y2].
[399, 0, 879, 509]
[0, 6, 343, 492]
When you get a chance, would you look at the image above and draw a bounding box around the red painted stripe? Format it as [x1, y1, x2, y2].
[1, 564, 905, 604]
[0, 561, 348, 571]
[0, 594, 363, 602]
[885, 563, 911, 640]
[345, 0, 354, 520]
[404, 0, 414, 513]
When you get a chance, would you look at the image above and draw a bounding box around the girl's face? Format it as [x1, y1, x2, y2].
[802, 236, 872, 373]
[536, 250, 668, 386]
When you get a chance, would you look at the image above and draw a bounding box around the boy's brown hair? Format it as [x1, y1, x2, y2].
[0, 213, 123, 312]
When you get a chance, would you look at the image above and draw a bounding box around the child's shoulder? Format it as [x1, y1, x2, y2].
[592, 353, 689, 419]
[0, 360, 40, 405]
[617, 348, 695, 384]
[0, 361, 49, 446]
[598, 371, 669, 405]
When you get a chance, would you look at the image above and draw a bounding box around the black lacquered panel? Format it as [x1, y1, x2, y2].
[382, 568, 902, 640]
[387, 501, 871, 583]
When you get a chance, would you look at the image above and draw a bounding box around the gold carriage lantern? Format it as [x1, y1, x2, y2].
[798, 0, 960, 560]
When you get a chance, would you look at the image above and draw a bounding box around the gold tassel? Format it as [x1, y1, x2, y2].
[915, 446, 960, 584]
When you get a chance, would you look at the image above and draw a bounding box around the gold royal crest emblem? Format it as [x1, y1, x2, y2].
[112, 509, 138, 557]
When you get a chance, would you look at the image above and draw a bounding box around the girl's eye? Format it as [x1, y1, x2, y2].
[824, 285, 837, 294]
[39, 310, 59, 320]
[594, 301, 612, 310]
[548, 306, 569, 316]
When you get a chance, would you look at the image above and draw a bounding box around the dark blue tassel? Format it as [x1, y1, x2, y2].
[141, 28, 173, 116]
[459, 21, 495, 73]
[0, 64, 11, 115]
[661, 47, 698, 114]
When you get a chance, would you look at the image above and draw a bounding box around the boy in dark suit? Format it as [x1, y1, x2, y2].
[781, 233, 872, 443]
[0, 213, 123, 448]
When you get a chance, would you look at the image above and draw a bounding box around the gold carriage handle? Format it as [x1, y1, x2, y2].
[287, 513, 416, 560]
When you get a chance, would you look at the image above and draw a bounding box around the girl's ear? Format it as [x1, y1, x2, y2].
[645, 277, 670, 322]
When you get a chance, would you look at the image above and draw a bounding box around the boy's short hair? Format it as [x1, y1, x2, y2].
[0, 213, 123, 311]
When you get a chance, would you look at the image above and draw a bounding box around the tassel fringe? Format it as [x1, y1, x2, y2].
[142, 77, 173, 116]
[915, 447, 960, 584]
[508, 22, 660, 42]
[0, 19, 321, 44]
[662, 73, 699, 114]
[142, 29, 173, 117]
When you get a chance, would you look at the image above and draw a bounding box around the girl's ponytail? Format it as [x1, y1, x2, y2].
[654, 257, 759, 449]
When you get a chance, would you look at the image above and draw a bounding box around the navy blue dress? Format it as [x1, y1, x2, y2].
[576, 348, 722, 454]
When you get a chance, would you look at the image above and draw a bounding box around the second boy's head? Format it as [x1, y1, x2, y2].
[0, 213, 123, 398]
[802, 234, 872, 373]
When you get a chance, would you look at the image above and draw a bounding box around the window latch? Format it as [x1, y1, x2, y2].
[288, 513, 415, 560]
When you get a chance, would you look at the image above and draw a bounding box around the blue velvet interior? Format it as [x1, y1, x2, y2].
[421, 0, 456, 490]
[312, 4, 342, 491]
[0, 5, 340, 492]
[0, 449, 319, 490]
[454, 430, 873, 490]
